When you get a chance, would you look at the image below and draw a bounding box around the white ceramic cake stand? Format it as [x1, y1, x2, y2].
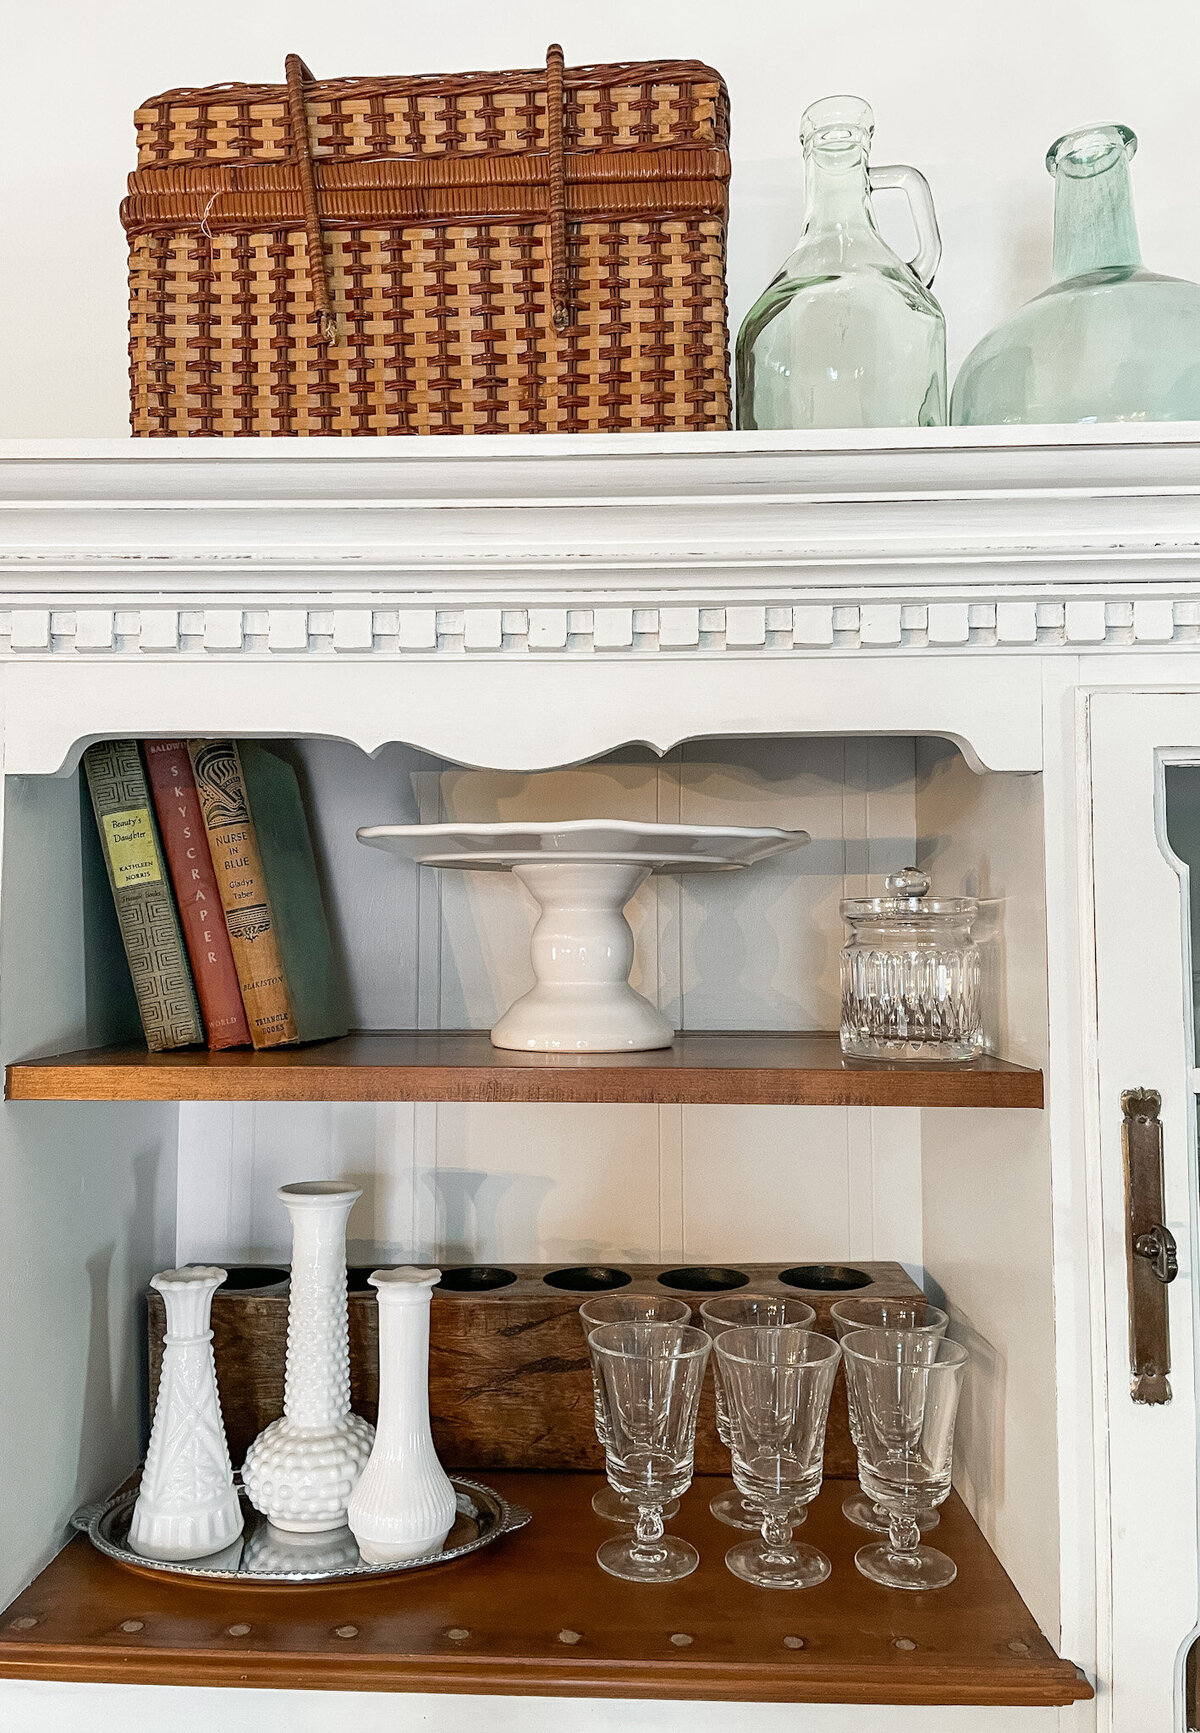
[357, 821, 808, 1052]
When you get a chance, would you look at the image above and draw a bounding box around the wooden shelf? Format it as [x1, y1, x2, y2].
[0, 1474, 1088, 1705]
[5, 1032, 1043, 1108]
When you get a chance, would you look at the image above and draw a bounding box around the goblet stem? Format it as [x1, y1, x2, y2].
[630, 1504, 668, 1565]
[887, 1510, 922, 1560]
[760, 1504, 795, 1564]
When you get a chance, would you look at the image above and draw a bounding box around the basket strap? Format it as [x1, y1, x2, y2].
[545, 43, 573, 332]
[284, 53, 340, 345]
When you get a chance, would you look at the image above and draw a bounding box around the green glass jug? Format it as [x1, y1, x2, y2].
[953, 123, 1200, 425]
[736, 96, 946, 430]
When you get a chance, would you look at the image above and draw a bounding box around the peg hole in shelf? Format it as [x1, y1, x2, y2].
[444, 1627, 471, 1642]
[893, 1637, 918, 1651]
[119, 1620, 144, 1634]
[558, 1629, 582, 1645]
[226, 1623, 252, 1637]
[783, 1635, 806, 1650]
[437, 1266, 519, 1293]
[670, 1633, 694, 1647]
[333, 1625, 359, 1640]
[9, 1617, 37, 1631]
[543, 1266, 633, 1293]
[778, 1264, 872, 1292]
[658, 1266, 750, 1293]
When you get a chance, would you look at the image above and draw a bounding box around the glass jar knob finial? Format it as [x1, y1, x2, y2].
[884, 867, 930, 898]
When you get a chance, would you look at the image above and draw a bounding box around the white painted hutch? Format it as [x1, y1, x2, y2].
[0, 425, 1194, 1733]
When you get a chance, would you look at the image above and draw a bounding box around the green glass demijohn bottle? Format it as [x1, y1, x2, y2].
[953, 123, 1200, 424]
[736, 96, 947, 430]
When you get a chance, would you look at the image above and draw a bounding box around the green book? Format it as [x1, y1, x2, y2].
[83, 741, 203, 1051]
[236, 741, 347, 1044]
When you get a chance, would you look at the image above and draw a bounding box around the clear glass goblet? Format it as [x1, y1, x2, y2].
[713, 1326, 841, 1589]
[586, 1321, 710, 1583]
[699, 1294, 816, 1529]
[579, 1294, 692, 1523]
[841, 1328, 967, 1591]
[829, 1296, 949, 1535]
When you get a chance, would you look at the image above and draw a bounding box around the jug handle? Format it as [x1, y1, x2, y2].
[869, 164, 942, 288]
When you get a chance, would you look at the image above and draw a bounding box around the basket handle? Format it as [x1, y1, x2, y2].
[545, 43, 572, 332]
[284, 52, 340, 345]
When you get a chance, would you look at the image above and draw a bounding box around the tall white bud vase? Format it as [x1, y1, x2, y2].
[348, 1267, 458, 1564]
[130, 1266, 242, 1561]
[243, 1183, 374, 1532]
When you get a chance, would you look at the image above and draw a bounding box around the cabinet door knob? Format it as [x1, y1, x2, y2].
[1134, 1224, 1179, 1286]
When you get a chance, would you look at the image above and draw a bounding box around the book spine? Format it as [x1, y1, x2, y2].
[82, 741, 204, 1053]
[187, 739, 299, 1049]
[144, 741, 252, 1051]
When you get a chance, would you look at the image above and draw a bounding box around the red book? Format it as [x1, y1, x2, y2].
[143, 740, 252, 1050]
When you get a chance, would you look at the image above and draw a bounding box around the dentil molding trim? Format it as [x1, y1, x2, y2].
[1, 427, 1199, 656]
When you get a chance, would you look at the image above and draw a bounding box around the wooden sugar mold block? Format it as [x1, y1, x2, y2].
[148, 1260, 922, 1479]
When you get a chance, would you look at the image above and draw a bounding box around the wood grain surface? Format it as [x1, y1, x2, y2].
[6, 1031, 1044, 1107]
[148, 1262, 922, 1479]
[0, 1474, 1091, 1704]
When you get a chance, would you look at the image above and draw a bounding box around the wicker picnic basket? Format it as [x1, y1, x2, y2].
[121, 45, 731, 436]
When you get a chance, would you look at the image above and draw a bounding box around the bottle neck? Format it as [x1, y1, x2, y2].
[1052, 151, 1141, 281]
[801, 138, 877, 240]
[375, 1291, 436, 1450]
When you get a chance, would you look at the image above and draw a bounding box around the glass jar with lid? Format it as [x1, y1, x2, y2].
[840, 868, 982, 1063]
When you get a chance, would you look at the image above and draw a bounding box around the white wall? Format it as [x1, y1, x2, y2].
[4, 0, 1199, 435]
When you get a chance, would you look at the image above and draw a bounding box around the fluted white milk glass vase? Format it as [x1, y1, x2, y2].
[131, 1266, 242, 1561]
[243, 1183, 374, 1531]
[348, 1267, 458, 1564]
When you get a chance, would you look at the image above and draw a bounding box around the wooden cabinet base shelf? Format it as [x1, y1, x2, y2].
[5, 1031, 1044, 1108]
[0, 1473, 1088, 1705]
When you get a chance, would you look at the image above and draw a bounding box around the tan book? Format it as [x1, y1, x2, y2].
[187, 739, 298, 1049]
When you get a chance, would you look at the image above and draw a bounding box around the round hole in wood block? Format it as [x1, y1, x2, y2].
[444, 1627, 471, 1642]
[670, 1632, 694, 1647]
[543, 1266, 633, 1292]
[436, 1266, 519, 1294]
[783, 1635, 806, 1649]
[778, 1263, 872, 1292]
[1008, 1638, 1031, 1654]
[217, 1267, 288, 1292]
[657, 1266, 750, 1293]
[120, 1620, 145, 1634]
[9, 1617, 37, 1631]
[558, 1629, 582, 1645]
[333, 1625, 359, 1639]
[226, 1623, 252, 1637]
[893, 1637, 917, 1651]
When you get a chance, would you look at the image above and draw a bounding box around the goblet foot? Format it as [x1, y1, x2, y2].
[725, 1535, 830, 1590]
[597, 1531, 699, 1583]
[709, 1485, 763, 1530]
[854, 1538, 957, 1590]
[591, 1485, 680, 1524]
[841, 1489, 939, 1534]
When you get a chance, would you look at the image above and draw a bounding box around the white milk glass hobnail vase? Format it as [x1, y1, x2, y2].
[348, 1267, 458, 1564]
[130, 1266, 243, 1561]
[243, 1183, 374, 1532]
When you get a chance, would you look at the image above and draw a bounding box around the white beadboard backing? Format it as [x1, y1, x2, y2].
[0, 776, 177, 1611]
[175, 736, 926, 1273]
[916, 742, 1057, 1640]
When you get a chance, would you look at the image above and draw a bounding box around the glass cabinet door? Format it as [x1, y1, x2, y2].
[1090, 691, 1200, 1731]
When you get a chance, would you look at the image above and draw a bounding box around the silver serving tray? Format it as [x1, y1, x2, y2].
[72, 1476, 531, 1584]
